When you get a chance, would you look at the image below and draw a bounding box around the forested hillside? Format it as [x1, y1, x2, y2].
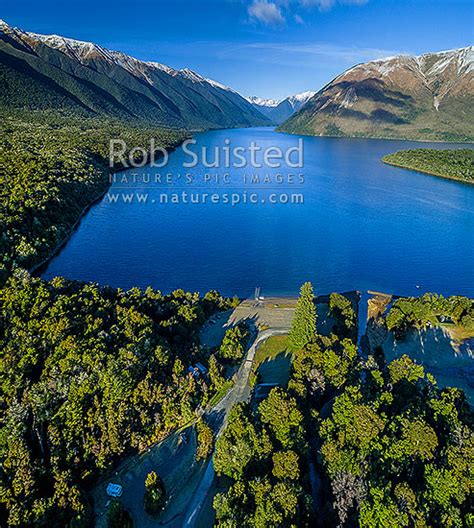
[0, 18, 473, 528]
[0, 275, 236, 526]
[0, 112, 186, 283]
[383, 149, 474, 184]
[0, 108, 244, 526]
[212, 286, 474, 527]
[0, 20, 270, 130]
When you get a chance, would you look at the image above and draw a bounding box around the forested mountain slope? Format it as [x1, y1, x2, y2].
[0, 20, 270, 129]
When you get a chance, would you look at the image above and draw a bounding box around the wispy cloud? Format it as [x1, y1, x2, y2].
[248, 1, 285, 26]
[248, 0, 369, 25]
[127, 38, 409, 99]
[235, 42, 406, 65]
[300, 0, 368, 11]
[137, 38, 407, 71]
[299, 0, 334, 9]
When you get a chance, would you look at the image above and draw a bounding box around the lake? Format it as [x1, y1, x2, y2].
[42, 128, 474, 298]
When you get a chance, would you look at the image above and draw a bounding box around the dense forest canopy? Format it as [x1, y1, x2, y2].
[213, 288, 474, 528]
[0, 111, 186, 283]
[0, 108, 221, 527]
[382, 148, 474, 184]
[0, 273, 235, 526]
[0, 106, 473, 528]
[386, 293, 474, 333]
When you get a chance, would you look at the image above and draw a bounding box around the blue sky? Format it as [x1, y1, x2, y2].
[2, 0, 473, 99]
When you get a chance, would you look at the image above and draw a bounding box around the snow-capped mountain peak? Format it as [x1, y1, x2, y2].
[145, 61, 176, 75]
[340, 46, 474, 82]
[178, 68, 208, 83]
[1, 21, 240, 95]
[279, 46, 473, 141]
[0, 19, 271, 129]
[246, 91, 316, 111]
[176, 68, 235, 92]
[245, 95, 281, 107]
[245, 91, 317, 123]
[286, 91, 317, 108]
[202, 76, 235, 92]
[29, 32, 115, 62]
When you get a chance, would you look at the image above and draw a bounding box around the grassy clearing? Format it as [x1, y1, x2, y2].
[255, 335, 290, 364]
[208, 380, 234, 408]
[250, 335, 290, 387]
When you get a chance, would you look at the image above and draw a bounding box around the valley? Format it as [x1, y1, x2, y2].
[246, 92, 316, 124]
[40, 127, 474, 298]
[0, 10, 473, 528]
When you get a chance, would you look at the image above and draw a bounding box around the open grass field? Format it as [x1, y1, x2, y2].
[254, 334, 290, 365]
[250, 334, 290, 387]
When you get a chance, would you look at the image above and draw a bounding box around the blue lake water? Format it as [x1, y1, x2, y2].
[42, 128, 474, 297]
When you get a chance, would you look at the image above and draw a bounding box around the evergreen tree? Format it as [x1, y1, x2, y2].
[208, 354, 225, 390]
[195, 418, 214, 460]
[289, 282, 317, 349]
[218, 323, 249, 362]
[144, 471, 166, 515]
[107, 500, 133, 528]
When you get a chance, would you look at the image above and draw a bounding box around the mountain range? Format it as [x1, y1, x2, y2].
[246, 92, 316, 124]
[0, 19, 271, 129]
[278, 47, 474, 141]
[1, 20, 472, 141]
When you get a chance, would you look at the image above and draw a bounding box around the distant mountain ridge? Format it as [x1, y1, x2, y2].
[279, 47, 474, 141]
[246, 91, 316, 124]
[246, 95, 281, 108]
[0, 19, 270, 129]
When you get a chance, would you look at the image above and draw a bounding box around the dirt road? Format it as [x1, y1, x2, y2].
[183, 328, 290, 528]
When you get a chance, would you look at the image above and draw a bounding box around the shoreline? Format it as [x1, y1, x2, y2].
[276, 128, 474, 145]
[29, 185, 110, 276]
[29, 140, 186, 277]
[382, 158, 474, 185]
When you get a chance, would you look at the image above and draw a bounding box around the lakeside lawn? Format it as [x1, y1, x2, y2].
[250, 334, 291, 386]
